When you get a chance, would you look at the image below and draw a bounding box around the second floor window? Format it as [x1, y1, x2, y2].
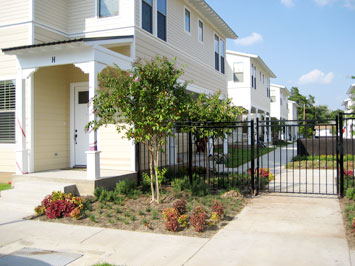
[0, 80, 15, 144]
[251, 64, 256, 89]
[214, 35, 219, 71]
[142, 0, 153, 34]
[99, 0, 118, 17]
[157, 0, 167, 41]
[198, 20, 204, 42]
[233, 62, 244, 82]
[185, 8, 191, 33]
[220, 39, 225, 74]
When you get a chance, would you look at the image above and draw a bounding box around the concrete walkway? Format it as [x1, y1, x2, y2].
[0, 193, 351, 266]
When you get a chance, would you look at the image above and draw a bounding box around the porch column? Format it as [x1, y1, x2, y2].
[86, 61, 105, 180]
[15, 70, 28, 175]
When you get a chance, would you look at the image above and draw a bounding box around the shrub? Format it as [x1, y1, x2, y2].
[210, 212, 221, 226]
[211, 200, 224, 217]
[346, 188, 355, 201]
[190, 206, 208, 232]
[171, 178, 185, 193]
[115, 180, 137, 196]
[34, 191, 83, 219]
[162, 208, 178, 222]
[163, 208, 180, 232]
[178, 214, 189, 228]
[173, 199, 187, 216]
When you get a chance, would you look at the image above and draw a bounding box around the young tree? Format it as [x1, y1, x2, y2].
[87, 56, 189, 203]
[186, 92, 245, 177]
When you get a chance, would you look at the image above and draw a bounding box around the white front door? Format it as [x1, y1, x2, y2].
[74, 85, 89, 166]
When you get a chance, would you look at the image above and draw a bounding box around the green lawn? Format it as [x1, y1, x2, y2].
[0, 183, 11, 191]
[224, 147, 275, 168]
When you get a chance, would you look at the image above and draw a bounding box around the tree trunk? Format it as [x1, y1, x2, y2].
[154, 146, 160, 203]
[148, 146, 155, 203]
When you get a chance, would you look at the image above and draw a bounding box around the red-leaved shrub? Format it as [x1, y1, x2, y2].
[211, 200, 224, 217]
[163, 208, 180, 232]
[173, 199, 187, 216]
[190, 206, 208, 232]
[45, 200, 76, 219]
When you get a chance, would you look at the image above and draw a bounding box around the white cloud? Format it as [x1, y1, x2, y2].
[345, 0, 355, 9]
[235, 33, 263, 46]
[298, 69, 335, 85]
[313, 0, 332, 6]
[281, 0, 295, 7]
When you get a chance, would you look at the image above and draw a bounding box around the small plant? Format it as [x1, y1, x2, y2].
[116, 216, 121, 222]
[171, 178, 185, 193]
[109, 219, 115, 224]
[90, 214, 97, 223]
[173, 199, 187, 216]
[152, 209, 159, 220]
[106, 212, 112, 218]
[145, 206, 151, 213]
[346, 188, 355, 201]
[115, 207, 122, 214]
[138, 210, 145, 216]
[178, 214, 189, 228]
[124, 211, 131, 217]
[190, 206, 208, 232]
[163, 208, 180, 232]
[130, 214, 136, 221]
[211, 200, 224, 218]
[209, 212, 221, 226]
[115, 180, 137, 196]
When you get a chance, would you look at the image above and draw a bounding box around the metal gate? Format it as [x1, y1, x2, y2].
[137, 116, 351, 198]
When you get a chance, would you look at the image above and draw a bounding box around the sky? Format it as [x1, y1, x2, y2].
[206, 0, 355, 111]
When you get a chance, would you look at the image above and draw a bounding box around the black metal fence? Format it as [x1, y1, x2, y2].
[136, 114, 355, 198]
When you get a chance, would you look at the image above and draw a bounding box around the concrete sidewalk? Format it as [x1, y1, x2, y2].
[0, 194, 351, 266]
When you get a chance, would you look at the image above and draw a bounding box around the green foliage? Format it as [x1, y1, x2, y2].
[115, 180, 137, 196]
[89, 214, 97, 223]
[346, 188, 355, 200]
[171, 178, 185, 193]
[87, 56, 190, 203]
[0, 183, 11, 191]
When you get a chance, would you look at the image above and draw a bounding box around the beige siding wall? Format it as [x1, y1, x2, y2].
[34, 26, 68, 43]
[34, 0, 68, 33]
[0, 25, 29, 77]
[68, 0, 95, 34]
[98, 125, 132, 171]
[0, 0, 29, 25]
[0, 147, 16, 172]
[33, 65, 88, 171]
[135, 29, 226, 94]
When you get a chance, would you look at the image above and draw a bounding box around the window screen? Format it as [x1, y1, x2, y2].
[0, 80, 15, 143]
[99, 0, 118, 17]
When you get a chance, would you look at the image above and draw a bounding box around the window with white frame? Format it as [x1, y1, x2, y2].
[251, 64, 256, 89]
[185, 8, 191, 33]
[220, 39, 225, 74]
[142, 0, 153, 33]
[267, 79, 270, 98]
[198, 20, 204, 42]
[98, 0, 118, 17]
[214, 35, 219, 71]
[233, 62, 244, 82]
[157, 0, 167, 41]
[0, 80, 15, 143]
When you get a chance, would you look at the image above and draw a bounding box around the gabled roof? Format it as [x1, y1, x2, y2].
[187, 0, 237, 39]
[226, 50, 276, 78]
[270, 84, 291, 96]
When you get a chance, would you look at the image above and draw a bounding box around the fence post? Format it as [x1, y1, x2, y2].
[188, 126, 193, 185]
[339, 113, 344, 198]
[136, 143, 141, 185]
[256, 118, 260, 195]
[251, 119, 255, 194]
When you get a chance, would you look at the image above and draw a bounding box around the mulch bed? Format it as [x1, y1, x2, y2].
[30, 189, 247, 238]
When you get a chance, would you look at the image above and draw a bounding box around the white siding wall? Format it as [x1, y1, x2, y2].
[34, 0, 68, 33]
[0, 0, 29, 25]
[270, 87, 281, 119]
[34, 26, 68, 43]
[250, 58, 271, 113]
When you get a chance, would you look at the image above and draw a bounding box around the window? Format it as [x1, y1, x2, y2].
[142, 0, 153, 33]
[214, 35, 219, 71]
[260, 71, 262, 82]
[99, 0, 118, 17]
[198, 20, 204, 42]
[0, 80, 15, 143]
[271, 96, 276, 102]
[220, 39, 225, 74]
[185, 8, 190, 33]
[251, 64, 256, 89]
[280, 97, 283, 106]
[157, 0, 167, 41]
[267, 79, 270, 98]
[233, 62, 244, 82]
